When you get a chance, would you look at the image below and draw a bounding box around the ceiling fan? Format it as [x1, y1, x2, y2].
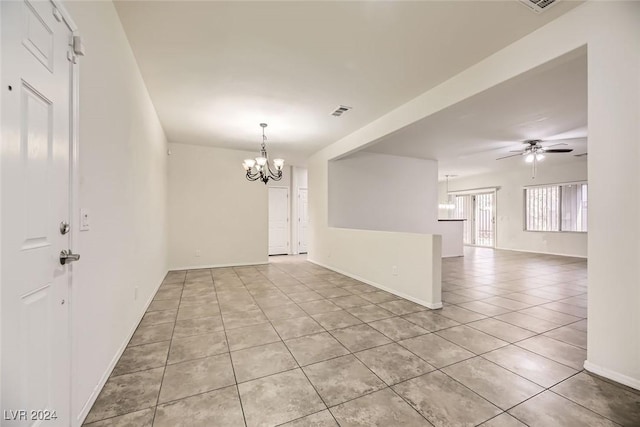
[497, 139, 574, 179]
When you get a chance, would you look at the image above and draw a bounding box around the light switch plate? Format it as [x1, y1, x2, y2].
[80, 208, 90, 231]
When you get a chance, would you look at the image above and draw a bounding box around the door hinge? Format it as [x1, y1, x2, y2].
[67, 51, 77, 64]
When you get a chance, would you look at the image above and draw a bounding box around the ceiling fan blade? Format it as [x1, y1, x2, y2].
[574, 152, 588, 157]
[544, 142, 568, 148]
[544, 148, 574, 153]
[496, 153, 524, 160]
[509, 150, 524, 153]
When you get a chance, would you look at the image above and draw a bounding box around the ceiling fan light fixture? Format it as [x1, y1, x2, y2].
[525, 153, 535, 163]
[536, 153, 545, 161]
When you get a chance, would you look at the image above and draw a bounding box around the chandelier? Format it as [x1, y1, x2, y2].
[438, 174, 457, 210]
[242, 123, 284, 184]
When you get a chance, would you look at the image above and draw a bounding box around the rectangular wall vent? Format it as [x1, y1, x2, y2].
[518, 0, 558, 14]
[331, 105, 352, 117]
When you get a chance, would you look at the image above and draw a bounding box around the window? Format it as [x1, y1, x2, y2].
[525, 183, 587, 232]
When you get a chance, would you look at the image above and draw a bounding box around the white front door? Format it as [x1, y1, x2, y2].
[268, 187, 289, 255]
[297, 188, 308, 253]
[1, 1, 75, 425]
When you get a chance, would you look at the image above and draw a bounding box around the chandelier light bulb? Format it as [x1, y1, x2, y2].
[256, 156, 267, 166]
[273, 159, 284, 170]
[244, 159, 256, 169]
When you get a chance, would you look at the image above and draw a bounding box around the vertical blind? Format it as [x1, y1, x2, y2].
[525, 183, 587, 232]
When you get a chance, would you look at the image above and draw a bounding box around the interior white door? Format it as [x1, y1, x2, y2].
[1, 1, 75, 425]
[268, 187, 289, 255]
[297, 188, 308, 253]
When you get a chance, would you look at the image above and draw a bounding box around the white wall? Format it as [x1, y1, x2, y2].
[63, 1, 169, 424]
[313, 228, 442, 308]
[309, 2, 640, 390]
[168, 143, 268, 269]
[443, 161, 588, 257]
[329, 152, 438, 231]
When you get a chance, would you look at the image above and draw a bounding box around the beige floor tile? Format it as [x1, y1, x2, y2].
[139, 309, 177, 327]
[285, 332, 350, 366]
[458, 301, 512, 316]
[312, 310, 363, 330]
[516, 335, 586, 370]
[368, 316, 429, 341]
[83, 408, 154, 427]
[231, 341, 298, 383]
[303, 355, 386, 406]
[154, 386, 244, 427]
[226, 322, 281, 351]
[173, 315, 224, 338]
[176, 304, 220, 321]
[222, 309, 269, 330]
[330, 295, 370, 309]
[442, 357, 543, 410]
[467, 318, 536, 343]
[359, 291, 400, 304]
[399, 333, 474, 368]
[552, 372, 640, 426]
[329, 324, 391, 352]
[168, 331, 228, 364]
[261, 303, 307, 320]
[482, 345, 577, 388]
[299, 299, 342, 315]
[84, 368, 163, 423]
[402, 311, 460, 332]
[238, 369, 326, 427]
[377, 299, 426, 315]
[159, 354, 235, 403]
[112, 340, 169, 376]
[288, 290, 324, 303]
[542, 325, 587, 349]
[129, 323, 174, 347]
[345, 304, 395, 322]
[393, 370, 501, 427]
[330, 388, 431, 426]
[480, 413, 527, 427]
[148, 299, 180, 312]
[272, 316, 325, 340]
[436, 325, 508, 354]
[355, 343, 435, 385]
[508, 391, 618, 427]
[437, 306, 487, 323]
[494, 312, 560, 334]
[280, 411, 337, 426]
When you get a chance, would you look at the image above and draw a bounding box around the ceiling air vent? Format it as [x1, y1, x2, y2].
[518, 0, 559, 14]
[331, 105, 352, 117]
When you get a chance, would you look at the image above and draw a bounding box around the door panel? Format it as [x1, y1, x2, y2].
[474, 193, 495, 248]
[298, 188, 308, 253]
[268, 187, 289, 255]
[1, 1, 73, 425]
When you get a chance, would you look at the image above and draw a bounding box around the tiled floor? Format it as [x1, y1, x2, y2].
[84, 247, 640, 426]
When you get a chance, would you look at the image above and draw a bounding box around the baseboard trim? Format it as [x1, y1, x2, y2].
[74, 271, 167, 426]
[169, 261, 268, 271]
[307, 258, 442, 310]
[583, 360, 640, 391]
[494, 246, 587, 259]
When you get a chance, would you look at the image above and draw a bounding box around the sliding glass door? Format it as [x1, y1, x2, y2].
[454, 191, 496, 247]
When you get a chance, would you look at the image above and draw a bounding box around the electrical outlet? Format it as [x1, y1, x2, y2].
[195, 250, 201, 257]
[392, 265, 398, 276]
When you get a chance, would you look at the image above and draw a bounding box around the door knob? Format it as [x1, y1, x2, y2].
[60, 249, 80, 265]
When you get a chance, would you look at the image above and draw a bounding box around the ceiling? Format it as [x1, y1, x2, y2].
[114, 0, 581, 166]
[365, 47, 588, 179]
